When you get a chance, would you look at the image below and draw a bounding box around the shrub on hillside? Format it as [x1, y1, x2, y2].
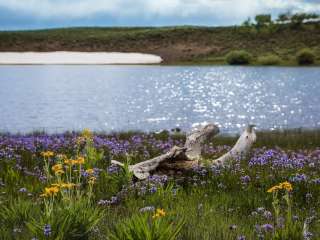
[296, 48, 315, 65]
[225, 50, 252, 65]
[258, 54, 282, 65]
[254, 14, 272, 28]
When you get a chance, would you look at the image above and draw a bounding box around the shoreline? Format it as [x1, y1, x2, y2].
[1, 24, 319, 66]
[1, 127, 319, 135]
[0, 129, 319, 150]
[0, 51, 163, 65]
[0, 53, 318, 66]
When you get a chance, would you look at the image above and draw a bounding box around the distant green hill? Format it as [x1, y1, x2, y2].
[0, 23, 320, 65]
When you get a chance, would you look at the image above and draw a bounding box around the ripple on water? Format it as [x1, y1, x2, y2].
[0, 65, 319, 133]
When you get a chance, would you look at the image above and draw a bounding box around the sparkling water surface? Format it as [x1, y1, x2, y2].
[0, 65, 319, 133]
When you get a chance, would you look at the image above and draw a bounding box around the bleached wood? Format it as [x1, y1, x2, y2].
[184, 123, 219, 160]
[211, 125, 256, 165]
[111, 123, 256, 179]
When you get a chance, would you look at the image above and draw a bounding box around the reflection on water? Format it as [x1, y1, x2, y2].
[0, 65, 319, 133]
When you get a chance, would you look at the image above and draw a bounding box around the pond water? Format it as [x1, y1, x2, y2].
[0, 65, 319, 133]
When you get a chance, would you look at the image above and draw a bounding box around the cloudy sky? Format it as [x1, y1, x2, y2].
[0, 0, 320, 30]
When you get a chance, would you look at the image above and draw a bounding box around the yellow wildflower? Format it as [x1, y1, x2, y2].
[267, 181, 293, 193]
[152, 208, 166, 219]
[52, 164, 63, 172]
[86, 168, 94, 175]
[82, 128, 93, 139]
[64, 159, 75, 165]
[55, 169, 65, 175]
[65, 157, 85, 165]
[41, 151, 54, 158]
[156, 208, 166, 217]
[267, 185, 280, 193]
[64, 158, 84, 165]
[40, 186, 60, 197]
[76, 156, 85, 165]
[279, 181, 293, 192]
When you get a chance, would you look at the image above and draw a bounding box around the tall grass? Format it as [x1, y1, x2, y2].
[258, 54, 282, 65]
[0, 129, 320, 239]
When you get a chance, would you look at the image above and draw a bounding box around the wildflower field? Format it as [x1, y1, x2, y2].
[0, 129, 320, 240]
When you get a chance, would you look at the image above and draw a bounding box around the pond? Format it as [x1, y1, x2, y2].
[0, 65, 319, 133]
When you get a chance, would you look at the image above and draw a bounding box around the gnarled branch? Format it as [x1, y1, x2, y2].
[111, 123, 256, 179]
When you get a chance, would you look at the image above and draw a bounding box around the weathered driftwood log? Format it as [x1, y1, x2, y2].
[212, 124, 256, 166]
[111, 123, 256, 180]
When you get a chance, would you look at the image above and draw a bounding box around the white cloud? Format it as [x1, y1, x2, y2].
[0, 0, 319, 20]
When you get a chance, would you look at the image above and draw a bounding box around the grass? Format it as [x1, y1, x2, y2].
[258, 55, 282, 65]
[0, 129, 320, 239]
[0, 23, 320, 65]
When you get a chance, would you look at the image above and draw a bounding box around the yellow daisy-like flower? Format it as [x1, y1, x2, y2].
[64, 158, 83, 165]
[52, 164, 63, 172]
[152, 208, 166, 219]
[279, 181, 293, 192]
[76, 157, 85, 165]
[86, 168, 94, 175]
[64, 159, 75, 165]
[156, 208, 166, 217]
[55, 169, 65, 175]
[41, 151, 54, 158]
[40, 186, 60, 197]
[65, 157, 85, 165]
[267, 181, 293, 193]
[267, 185, 280, 193]
[82, 128, 93, 139]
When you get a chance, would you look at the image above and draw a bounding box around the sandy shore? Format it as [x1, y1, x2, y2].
[0, 51, 162, 65]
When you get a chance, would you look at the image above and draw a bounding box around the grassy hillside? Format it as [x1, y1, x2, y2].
[0, 23, 320, 65]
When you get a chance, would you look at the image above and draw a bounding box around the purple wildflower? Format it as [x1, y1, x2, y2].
[291, 173, 308, 182]
[107, 164, 119, 174]
[262, 223, 274, 232]
[303, 231, 313, 240]
[240, 175, 251, 184]
[149, 186, 157, 194]
[311, 178, 320, 184]
[237, 236, 246, 240]
[43, 224, 51, 237]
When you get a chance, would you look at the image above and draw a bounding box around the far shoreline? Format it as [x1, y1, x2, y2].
[0, 51, 318, 66]
[1, 24, 319, 66]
